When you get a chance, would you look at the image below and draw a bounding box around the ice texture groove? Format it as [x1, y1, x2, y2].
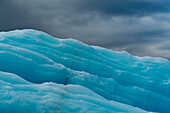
[0, 29, 170, 113]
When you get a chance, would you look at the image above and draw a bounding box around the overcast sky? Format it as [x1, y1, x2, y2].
[0, 0, 170, 59]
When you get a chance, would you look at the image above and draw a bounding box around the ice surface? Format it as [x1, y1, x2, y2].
[0, 29, 170, 113]
[0, 71, 147, 113]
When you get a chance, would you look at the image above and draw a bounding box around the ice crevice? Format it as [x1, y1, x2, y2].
[0, 29, 170, 113]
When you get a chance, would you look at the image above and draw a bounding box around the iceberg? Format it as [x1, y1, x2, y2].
[0, 29, 170, 113]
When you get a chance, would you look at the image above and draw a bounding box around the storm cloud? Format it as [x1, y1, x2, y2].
[0, 0, 170, 58]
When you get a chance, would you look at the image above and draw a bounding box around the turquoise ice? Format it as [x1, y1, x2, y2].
[0, 29, 170, 113]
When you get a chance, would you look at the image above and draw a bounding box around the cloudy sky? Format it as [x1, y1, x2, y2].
[0, 0, 170, 59]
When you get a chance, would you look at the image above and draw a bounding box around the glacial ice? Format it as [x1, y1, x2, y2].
[0, 29, 170, 113]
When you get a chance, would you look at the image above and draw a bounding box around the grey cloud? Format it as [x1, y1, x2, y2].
[0, 0, 170, 58]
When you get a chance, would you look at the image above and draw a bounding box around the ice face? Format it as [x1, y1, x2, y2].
[0, 29, 170, 113]
[0, 71, 147, 113]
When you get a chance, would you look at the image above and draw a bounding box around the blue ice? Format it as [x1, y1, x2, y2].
[0, 29, 170, 113]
